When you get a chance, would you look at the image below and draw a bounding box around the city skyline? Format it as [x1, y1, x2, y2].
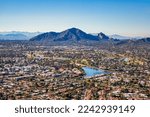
[0, 0, 150, 36]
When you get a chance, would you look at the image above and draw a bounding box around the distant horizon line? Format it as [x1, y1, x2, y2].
[0, 28, 149, 38]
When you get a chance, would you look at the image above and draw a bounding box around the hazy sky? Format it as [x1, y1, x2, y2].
[0, 0, 150, 36]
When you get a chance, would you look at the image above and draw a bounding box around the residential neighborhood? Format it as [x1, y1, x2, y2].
[0, 42, 149, 100]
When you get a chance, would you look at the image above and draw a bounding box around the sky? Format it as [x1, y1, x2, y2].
[0, 0, 150, 36]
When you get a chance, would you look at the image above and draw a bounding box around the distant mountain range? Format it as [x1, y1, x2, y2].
[30, 28, 150, 45]
[109, 34, 133, 40]
[0, 28, 150, 45]
[116, 37, 150, 45]
[109, 34, 144, 40]
[30, 28, 97, 42]
[91, 34, 143, 40]
[30, 28, 111, 42]
[0, 31, 41, 40]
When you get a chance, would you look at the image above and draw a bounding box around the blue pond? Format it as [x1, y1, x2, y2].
[82, 67, 106, 78]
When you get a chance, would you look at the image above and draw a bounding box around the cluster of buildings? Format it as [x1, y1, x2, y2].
[0, 42, 149, 100]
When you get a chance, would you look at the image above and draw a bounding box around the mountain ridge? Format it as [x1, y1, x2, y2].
[0, 28, 150, 45]
[30, 28, 110, 42]
[30, 28, 150, 45]
[0, 32, 41, 40]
